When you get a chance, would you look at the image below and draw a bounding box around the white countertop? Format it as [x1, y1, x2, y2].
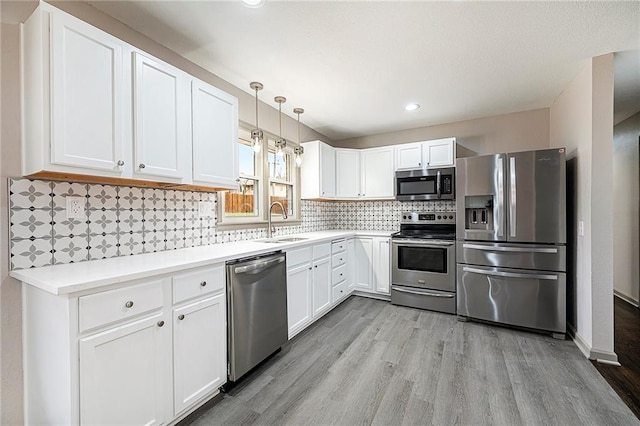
[10, 230, 393, 296]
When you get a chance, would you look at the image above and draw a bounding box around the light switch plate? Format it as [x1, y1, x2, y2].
[66, 196, 85, 219]
[198, 201, 214, 218]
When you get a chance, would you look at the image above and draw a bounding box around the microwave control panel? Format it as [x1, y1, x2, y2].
[441, 175, 453, 194]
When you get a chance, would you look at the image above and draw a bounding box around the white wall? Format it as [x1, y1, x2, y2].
[613, 111, 640, 304]
[550, 54, 616, 362]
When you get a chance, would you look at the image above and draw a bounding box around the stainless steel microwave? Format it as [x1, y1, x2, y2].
[395, 167, 455, 201]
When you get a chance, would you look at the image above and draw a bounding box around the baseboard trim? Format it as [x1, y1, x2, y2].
[613, 290, 639, 307]
[567, 324, 620, 365]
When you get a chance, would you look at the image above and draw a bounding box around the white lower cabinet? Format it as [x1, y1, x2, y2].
[354, 237, 374, 292]
[354, 236, 391, 295]
[346, 238, 356, 292]
[22, 265, 226, 425]
[79, 312, 172, 425]
[312, 255, 332, 317]
[286, 258, 313, 339]
[173, 293, 226, 415]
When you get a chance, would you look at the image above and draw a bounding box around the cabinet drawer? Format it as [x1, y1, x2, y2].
[287, 246, 312, 268]
[313, 243, 331, 259]
[331, 239, 346, 254]
[332, 252, 346, 268]
[332, 280, 349, 304]
[79, 279, 166, 333]
[173, 265, 224, 304]
[332, 264, 347, 285]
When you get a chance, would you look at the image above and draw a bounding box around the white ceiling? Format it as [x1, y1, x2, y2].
[76, 1, 640, 140]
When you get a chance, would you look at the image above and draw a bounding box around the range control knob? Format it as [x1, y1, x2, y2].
[449, 215, 454, 219]
[437, 215, 442, 219]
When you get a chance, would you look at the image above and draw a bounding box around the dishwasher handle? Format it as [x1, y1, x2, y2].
[234, 255, 285, 275]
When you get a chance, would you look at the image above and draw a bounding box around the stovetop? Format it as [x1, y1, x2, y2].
[392, 211, 456, 240]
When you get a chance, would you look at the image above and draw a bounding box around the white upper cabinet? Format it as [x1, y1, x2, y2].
[22, 4, 238, 188]
[335, 149, 361, 198]
[132, 52, 191, 183]
[23, 5, 130, 178]
[191, 79, 239, 189]
[361, 147, 395, 198]
[395, 137, 456, 170]
[301, 140, 336, 199]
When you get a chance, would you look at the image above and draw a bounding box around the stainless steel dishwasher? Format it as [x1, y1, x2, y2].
[226, 251, 288, 383]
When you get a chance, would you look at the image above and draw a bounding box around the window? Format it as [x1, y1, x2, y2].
[218, 128, 300, 226]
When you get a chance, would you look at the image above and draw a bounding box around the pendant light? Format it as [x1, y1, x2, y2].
[274, 96, 287, 160]
[293, 108, 304, 167]
[250, 82, 264, 153]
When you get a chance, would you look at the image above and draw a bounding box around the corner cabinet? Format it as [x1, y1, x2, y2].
[353, 235, 391, 296]
[360, 147, 395, 198]
[22, 3, 238, 189]
[395, 137, 456, 170]
[22, 264, 227, 425]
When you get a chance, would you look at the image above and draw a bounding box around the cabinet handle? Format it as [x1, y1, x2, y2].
[139, 163, 146, 169]
[418, 162, 421, 166]
[314, 265, 318, 268]
[178, 314, 185, 321]
[157, 320, 165, 327]
[236, 178, 240, 183]
[200, 281, 207, 287]
[117, 160, 124, 166]
[125, 301, 134, 308]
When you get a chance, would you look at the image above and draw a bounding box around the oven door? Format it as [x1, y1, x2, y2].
[391, 239, 456, 292]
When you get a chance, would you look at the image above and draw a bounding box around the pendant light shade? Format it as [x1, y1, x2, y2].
[293, 107, 304, 167]
[274, 96, 287, 160]
[250, 82, 264, 153]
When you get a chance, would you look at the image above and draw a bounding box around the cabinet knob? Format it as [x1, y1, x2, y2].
[236, 178, 240, 182]
[117, 160, 125, 166]
[157, 320, 165, 327]
[340, 273, 343, 277]
[314, 265, 318, 268]
[200, 281, 207, 287]
[125, 301, 134, 308]
[308, 267, 312, 270]
[178, 314, 185, 321]
[139, 163, 146, 169]
[418, 162, 421, 166]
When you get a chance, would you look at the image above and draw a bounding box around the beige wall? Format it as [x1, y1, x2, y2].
[334, 108, 550, 155]
[550, 54, 615, 361]
[1, 23, 24, 425]
[613, 111, 640, 304]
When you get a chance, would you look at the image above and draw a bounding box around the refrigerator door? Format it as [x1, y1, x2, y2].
[507, 149, 566, 244]
[456, 264, 566, 334]
[456, 154, 507, 241]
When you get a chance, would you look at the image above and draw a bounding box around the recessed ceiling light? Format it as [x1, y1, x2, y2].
[241, 0, 267, 8]
[405, 103, 420, 111]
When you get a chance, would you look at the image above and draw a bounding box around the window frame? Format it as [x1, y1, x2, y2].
[217, 126, 301, 228]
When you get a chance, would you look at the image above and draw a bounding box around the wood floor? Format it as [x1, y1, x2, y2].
[593, 296, 640, 419]
[182, 296, 638, 425]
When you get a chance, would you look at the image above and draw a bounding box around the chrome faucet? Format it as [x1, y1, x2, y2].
[267, 201, 288, 238]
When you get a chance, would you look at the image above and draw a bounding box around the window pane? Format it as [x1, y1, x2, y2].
[268, 150, 289, 181]
[238, 142, 255, 176]
[225, 178, 259, 217]
[270, 182, 293, 216]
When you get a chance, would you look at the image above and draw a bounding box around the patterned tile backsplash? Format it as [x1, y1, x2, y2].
[8, 178, 455, 270]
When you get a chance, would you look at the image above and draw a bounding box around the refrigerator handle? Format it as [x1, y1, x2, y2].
[510, 156, 516, 238]
[436, 169, 441, 199]
[463, 266, 558, 281]
[497, 156, 504, 237]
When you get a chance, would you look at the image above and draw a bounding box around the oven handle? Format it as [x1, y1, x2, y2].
[392, 239, 455, 247]
[462, 266, 558, 281]
[462, 243, 558, 254]
[393, 287, 455, 298]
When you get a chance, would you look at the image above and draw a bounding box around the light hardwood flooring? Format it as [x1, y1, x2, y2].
[182, 296, 639, 425]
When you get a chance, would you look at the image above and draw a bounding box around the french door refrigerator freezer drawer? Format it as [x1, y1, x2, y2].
[457, 242, 566, 272]
[456, 264, 566, 334]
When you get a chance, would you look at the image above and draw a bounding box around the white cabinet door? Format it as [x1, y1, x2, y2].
[287, 262, 313, 338]
[361, 147, 394, 198]
[173, 293, 226, 415]
[424, 137, 456, 168]
[191, 79, 239, 188]
[301, 141, 335, 199]
[79, 313, 172, 426]
[312, 256, 332, 317]
[50, 11, 127, 175]
[373, 237, 391, 294]
[133, 52, 191, 182]
[346, 238, 356, 292]
[354, 237, 374, 292]
[395, 142, 423, 170]
[320, 142, 336, 198]
[335, 149, 361, 198]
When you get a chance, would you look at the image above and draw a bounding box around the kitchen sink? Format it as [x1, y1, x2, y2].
[257, 237, 310, 243]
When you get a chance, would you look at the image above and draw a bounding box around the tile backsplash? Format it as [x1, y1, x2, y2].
[8, 178, 455, 270]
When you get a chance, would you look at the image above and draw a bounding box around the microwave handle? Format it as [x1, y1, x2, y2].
[436, 169, 441, 199]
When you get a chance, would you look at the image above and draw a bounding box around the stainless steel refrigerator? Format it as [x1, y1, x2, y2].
[456, 148, 566, 338]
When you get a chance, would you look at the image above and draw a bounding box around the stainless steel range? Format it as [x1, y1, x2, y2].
[391, 211, 456, 314]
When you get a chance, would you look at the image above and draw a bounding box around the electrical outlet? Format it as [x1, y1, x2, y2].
[66, 196, 85, 219]
[198, 201, 214, 218]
